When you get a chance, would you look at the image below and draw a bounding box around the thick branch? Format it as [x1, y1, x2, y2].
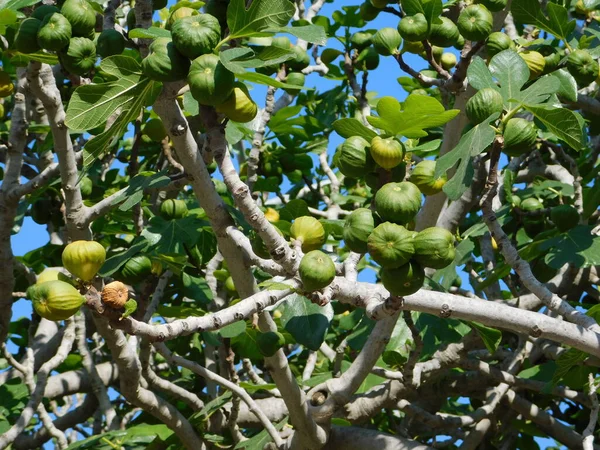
[27, 62, 88, 240]
[0, 69, 28, 343]
[327, 426, 434, 450]
[75, 313, 118, 429]
[86, 283, 295, 340]
[92, 316, 204, 450]
[480, 137, 600, 332]
[332, 278, 600, 357]
[205, 108, 299, 272]
[153, 87, 258, 296]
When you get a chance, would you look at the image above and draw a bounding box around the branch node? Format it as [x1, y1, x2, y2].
[440, 303, 452, 318]
[530, 325, 542, 337]
[310, 391, 327, 406]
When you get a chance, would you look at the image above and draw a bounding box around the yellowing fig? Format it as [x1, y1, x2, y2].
[37, 269, 73, 285]
[216, 85, 258, 123]
[27, 280, 85, 321]
[0, 71, 14, 98]
[409, 160, 447, 195]
[370, 136, 404, 170]
[440, 52, 457, 70]
[290, 216, 325, 252]
[264, 207, 280, 223]
[62, 240, 106, 282]
[519, 51, 545, 79]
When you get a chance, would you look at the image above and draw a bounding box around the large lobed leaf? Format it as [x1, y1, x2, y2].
[524, 104, 586, 150]
[435, 119, 497, 200]
[367, 95, 459, 138]
[279, 294, 334, 351]
[227, 0, 295, 40]
[541, 225, 600, 269]
[66, 56, 149, 132]
[511, 0, 575, 42]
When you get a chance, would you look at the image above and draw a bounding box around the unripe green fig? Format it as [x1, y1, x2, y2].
[160, 199, 189, 220]
[37, 13, 72, 52]
[375, 181, 422, 225]
[372, 27, 402, 56]
[350, 31, 373, 51]
[457, 4, 493, 42]
[486, 32, 514, 57]
[335, 136, 374, 178]
[380, 260, 424, 296]
[402, 39, 425, 55]
[15, 18, 42, 54]
[521, 197, 543, 212]
[299, 250, 336, 291]
[567, 50, 599, 87]
[188, 53, 235, 106]
[284, 72, 306, 95]
[32, 4, 60, 21]
[465, 87, 504, 124]
[503, 118, 537, 156]
[121, 255, 153, 284]
[429, 17, 460, 47]
[368, 222, 415, 268]
[477, 0, 507, 12]
[398, 13, 429, 42]
[288, 46, 310, 71]
[60, 0, 96, 37]
[96, 29, 125, 57]
[271, 36, 291, 49]
[412, 227, 456, 269]
[343, 208, 375, 254]
[440, 52, 457, 69]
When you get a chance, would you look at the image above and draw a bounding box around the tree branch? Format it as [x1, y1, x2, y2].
[13, 394, 98, 450]
[92, 316, 205, 450]
[205, 108, 300, 272]
[583, 374, 600, 450]
[332, 278, 600, 357]
[155, 343, 285, 447]
[86, 283, 296, 340]
[480, 136, 600, 332]
[0, 68, 28, 343]
[0, 319, 76, 449]
[154, 86, 259, 297]
[139, 340, 204, 411]
[27, 62, 88, 240]
[74, 313, 118, 430]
